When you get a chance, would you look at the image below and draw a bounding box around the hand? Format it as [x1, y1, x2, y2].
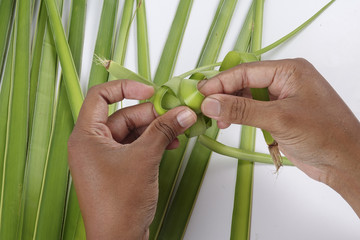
[68, 80, 197, 239]
[199, 58, 360, 217]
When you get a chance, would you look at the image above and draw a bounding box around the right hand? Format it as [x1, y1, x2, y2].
[199, 58, 360, 216]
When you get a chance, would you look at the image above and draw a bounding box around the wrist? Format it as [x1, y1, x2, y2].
[85, 215, 148, 240]
[82, 202, 149, 240]
[325, 139, 360, 217]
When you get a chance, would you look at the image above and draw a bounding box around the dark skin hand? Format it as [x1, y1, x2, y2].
[68, 80, 197, 239]
[199, 58, 360, 218]
[68, 58, 360, 239]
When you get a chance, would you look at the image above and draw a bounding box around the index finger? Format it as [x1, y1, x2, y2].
[76, 80, 154, 128]
[198, 59, 299, 98]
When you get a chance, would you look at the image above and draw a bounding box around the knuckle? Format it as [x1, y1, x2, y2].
[153, 119, 177, 143]
[87, 84, 101, 96]
[291, 58, 313, 72]
[122, 113, 137, 132]
[293, 57, 309, 65]
[87, 83, 118, 104]
[98, 87, 116, 104]
[88, 122, 112, 138]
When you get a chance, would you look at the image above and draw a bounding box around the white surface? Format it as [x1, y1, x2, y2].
[80, 0, 360, 239]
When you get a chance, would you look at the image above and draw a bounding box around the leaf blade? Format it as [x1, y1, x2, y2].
[0, 0, 31, 238]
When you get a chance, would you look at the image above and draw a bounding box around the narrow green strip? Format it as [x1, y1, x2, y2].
[254, 0, 336, 56]
[50, 87, 78, 240]
[157, 1, 239, 238]
[44, 0, 84, 122]
[67, 0, 87, 76]
[151, 0, 226, 236]
[29, 2, 47, 135]
[196, 0, 238, 66]
[136, 0, 151, 80]
[230, 6, 257, 238]
[136, 0, 151, 107]
[230, 2, 263, 239]
[195, 0, 225, 66]
[231, 126, 255, 240]
[234, 2, 254, 53]
[0, 0, 31, 238]
[0, 0, 15, 81]
[0, 27, 15, 205]
[19, 0, 61, 235]
[107, 0, 134, 114]
[36, 1, 87, 239]
[87, 0, 119, 89]
[63, 183, 86, 240]
[153, 0, 194, 86]
[149, 1, 195, 237]
[110, 0, 134, 69]
[157, 122, 218, 240]
[149, 134, 189, 240]
[251, 0, 264, 53]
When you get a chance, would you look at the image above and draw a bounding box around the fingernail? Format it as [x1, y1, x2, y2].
[177, 109, 196, 128]
[202, 97, 221, 117]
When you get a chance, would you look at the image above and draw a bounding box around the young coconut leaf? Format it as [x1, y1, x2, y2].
[254, 0, 336, 56]
[35, 1, 87, 239]
[107, 0, 135, 113]
[234, 1, 254, 53]
[136, 0, 151, 80]
[195, 0, 225, 66]
[29, 2, 48, 135]
[87, 0, 119, 89]
[153, 0, 193, 86]
[108, 0, 134, 83]
[41, 0, 86, 239]
[63, 184, 86, 240]
[44, 0, 84, 121]
[0, 0, 16, 81]
[0, 26, 15, 200]
[150, 0, 240, 237]
[233, 127, 257, 240]
[157, 0, 239, 238]
[146, 0, 195, 238]
[19, 1, 62, 239]
[230, 1, 260, 238]
[0, 0, 31, 238]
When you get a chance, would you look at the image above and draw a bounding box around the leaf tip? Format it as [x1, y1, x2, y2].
[93, 54, 110, 69]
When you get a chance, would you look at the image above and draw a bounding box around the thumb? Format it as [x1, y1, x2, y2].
[139, 106, 197, 154]
[201, 94, 276, 131]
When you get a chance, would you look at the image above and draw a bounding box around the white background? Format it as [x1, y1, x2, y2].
[77, 0, 360, 239]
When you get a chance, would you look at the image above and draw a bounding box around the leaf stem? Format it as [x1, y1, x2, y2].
[198, 135, 293, 166]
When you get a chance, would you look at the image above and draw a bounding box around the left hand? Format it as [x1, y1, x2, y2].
[68, 80, 196, 239]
